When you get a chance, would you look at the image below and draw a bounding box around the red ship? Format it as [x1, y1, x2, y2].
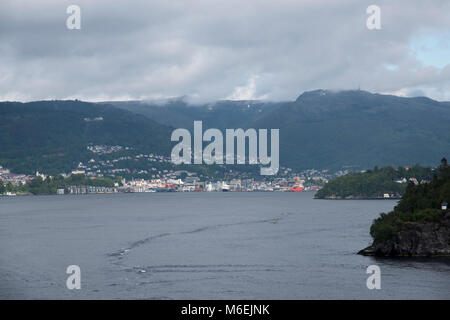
[287, 177, 304, 191]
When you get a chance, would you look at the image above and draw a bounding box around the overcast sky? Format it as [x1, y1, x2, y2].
[1, 0, 450, 102]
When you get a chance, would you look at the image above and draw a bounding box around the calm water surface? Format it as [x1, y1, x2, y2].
[0, 192, 449, 299]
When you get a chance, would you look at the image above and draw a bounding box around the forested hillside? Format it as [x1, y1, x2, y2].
[0, 100, 171, 174]
[315, 165, 432, 199]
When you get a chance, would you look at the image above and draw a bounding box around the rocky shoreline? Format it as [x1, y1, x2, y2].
[358, 213, 450, 257]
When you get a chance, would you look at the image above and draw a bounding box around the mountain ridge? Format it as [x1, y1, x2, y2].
[1, 90, 449, 173]
[106, 89, 450, 170]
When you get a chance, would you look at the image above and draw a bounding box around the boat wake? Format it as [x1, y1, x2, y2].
[108, 211, 293, 264]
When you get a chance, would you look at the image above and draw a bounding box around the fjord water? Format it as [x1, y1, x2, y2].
[0, 192, 449, 299]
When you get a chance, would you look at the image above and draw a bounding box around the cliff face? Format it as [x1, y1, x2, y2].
[359, 213, 450, 256]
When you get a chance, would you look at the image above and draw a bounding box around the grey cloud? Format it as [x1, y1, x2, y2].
[0, 0, 449, 102]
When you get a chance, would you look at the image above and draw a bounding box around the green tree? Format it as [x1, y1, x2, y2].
[370, 159, 450, 244]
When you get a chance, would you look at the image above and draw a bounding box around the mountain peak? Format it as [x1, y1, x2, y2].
[296, 89, 329, 100]
[295, 89, 373, 101]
